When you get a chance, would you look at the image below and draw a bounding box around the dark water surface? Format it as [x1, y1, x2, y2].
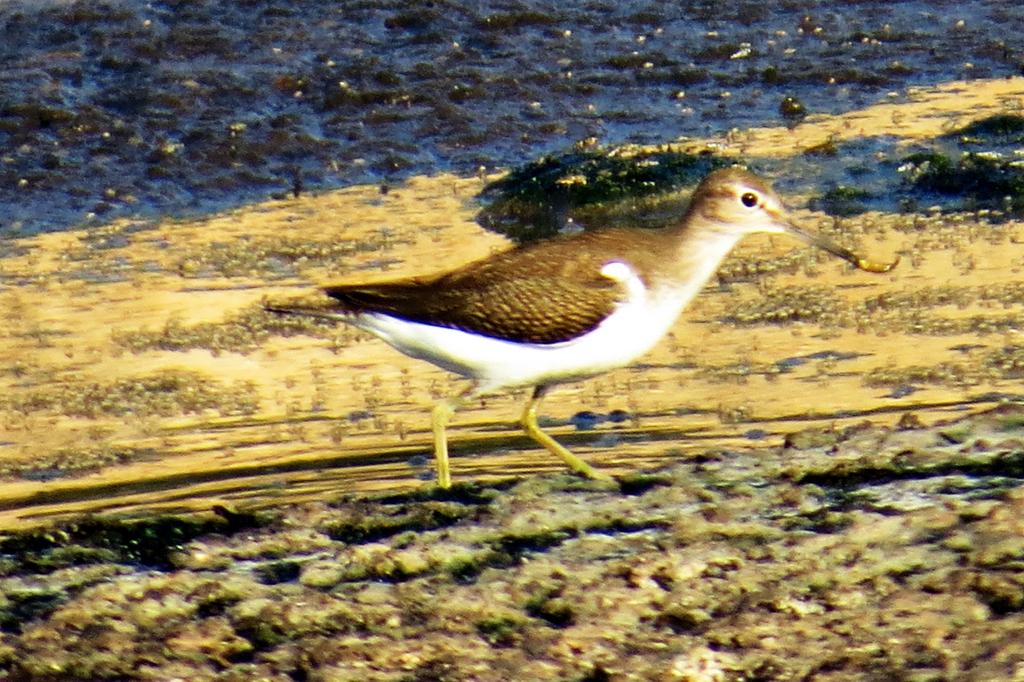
[1, 0, 1021, 236]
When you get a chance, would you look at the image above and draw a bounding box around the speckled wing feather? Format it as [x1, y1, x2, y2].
[323, 235, 630, 344]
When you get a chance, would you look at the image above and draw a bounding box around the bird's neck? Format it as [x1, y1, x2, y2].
[636, 216, 743, 298]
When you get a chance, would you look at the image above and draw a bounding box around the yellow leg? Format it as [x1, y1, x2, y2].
[520, 386, 610, 481]
[430, 386, 476, 488]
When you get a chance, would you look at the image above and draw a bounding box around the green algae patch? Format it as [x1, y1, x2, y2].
[444, 552, 492, 583]
[783, 114, 1024, 219]
[371, 479, 512, 506]
[616, 472, 674, 496]
[973, 573, 1024, 615]
[254, 560, 302, 585]
[476, 146, 728, 243]
[898, 114, 1024, 215]
[0, 510, 271, 574]
[524, 588, 576, 628]
[441, 529, 580, 583]
[0, 588, 67, 634]
[809, 184, 875, 217]
[475, 614, 528, 647]
[323, 501, 476, 545]
[901, 150, 1024, 212]
[792, 448, 1024, 493]
[954, 113, 1024, 141]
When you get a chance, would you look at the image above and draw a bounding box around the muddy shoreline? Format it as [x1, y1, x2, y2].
[2, 405, 1024, 680]
[2, 71, 1024, 679]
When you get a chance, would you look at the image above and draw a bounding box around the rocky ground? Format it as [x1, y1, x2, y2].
[2, 404, 1024, 681]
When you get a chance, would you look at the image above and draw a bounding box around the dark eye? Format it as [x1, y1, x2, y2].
[740, 192, 758, 208]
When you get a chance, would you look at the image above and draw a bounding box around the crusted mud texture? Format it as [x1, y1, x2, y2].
[2, 405, 1024, 681]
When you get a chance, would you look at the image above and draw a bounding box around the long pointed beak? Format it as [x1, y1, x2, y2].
[781, 220, 899, 273]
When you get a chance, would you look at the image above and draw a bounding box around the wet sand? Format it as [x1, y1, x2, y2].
[3, 77, 1023, 528]
[1, 78, 1024, 679]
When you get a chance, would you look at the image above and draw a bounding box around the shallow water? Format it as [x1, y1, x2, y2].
[3, 79, 1024, 529]
[1, 0, 1022, 235]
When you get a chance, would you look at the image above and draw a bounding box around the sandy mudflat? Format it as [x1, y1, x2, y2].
[2, 78, 1024, 679]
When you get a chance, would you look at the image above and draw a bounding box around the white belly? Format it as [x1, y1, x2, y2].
[353, 291, 689, 393]
[341, 241, 738, 394]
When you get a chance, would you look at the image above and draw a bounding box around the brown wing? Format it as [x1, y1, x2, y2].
[324, 236, 627, 344]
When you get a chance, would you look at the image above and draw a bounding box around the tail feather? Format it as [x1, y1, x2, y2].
[265, 280, 432, 321]
[263, 302, 350, 320]
[322, 283, 428, 312]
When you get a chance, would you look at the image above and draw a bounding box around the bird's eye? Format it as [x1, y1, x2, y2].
[740, 192, 758, 208]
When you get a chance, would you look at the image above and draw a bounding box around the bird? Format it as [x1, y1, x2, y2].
[266, 167, 897, 488]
